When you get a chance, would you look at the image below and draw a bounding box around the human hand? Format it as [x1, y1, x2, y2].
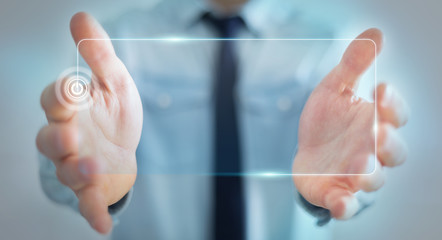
[293, 29, 409, 219]
[36, 12, 142, 234]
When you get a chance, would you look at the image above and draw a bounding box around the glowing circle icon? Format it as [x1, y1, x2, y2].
[55, 67, 93, 111]
[66, 78, 88, 100]
[71, 80, 83, 95]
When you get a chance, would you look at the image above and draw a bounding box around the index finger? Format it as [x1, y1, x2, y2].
[41, 79, 76, 122]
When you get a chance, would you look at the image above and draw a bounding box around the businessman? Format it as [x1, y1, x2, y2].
[36, 0, 409, 239]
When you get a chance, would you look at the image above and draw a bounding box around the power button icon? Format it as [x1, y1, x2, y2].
[66, 78, 88, 100]
[55, 67, 93, 111]
[71, 80, 84, 95]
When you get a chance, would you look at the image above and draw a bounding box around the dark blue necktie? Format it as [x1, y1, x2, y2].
[203, 13, 245, 240]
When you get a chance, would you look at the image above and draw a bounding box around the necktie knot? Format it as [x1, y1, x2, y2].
[203, 12, 244, 38]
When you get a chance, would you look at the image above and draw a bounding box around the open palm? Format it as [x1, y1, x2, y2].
[293, 29, 409, 219]
[37, 13, 142, 233]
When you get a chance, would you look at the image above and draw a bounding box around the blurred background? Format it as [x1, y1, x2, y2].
[0, 0, 441, 239]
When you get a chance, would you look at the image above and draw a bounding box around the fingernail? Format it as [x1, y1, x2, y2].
[400, 99, 411, 125]
[340, 196, 360, 220]
[380, 128, 394, 153]
[381, 85, 393, 107]
[365, 154, 377, 174]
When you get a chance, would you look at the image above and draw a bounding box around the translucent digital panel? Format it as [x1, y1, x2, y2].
[56, 39, 377, 175]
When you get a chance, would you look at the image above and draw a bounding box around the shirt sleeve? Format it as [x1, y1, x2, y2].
[38, 153, 133, 224]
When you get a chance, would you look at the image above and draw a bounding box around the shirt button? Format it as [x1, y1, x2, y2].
[157, 93, 172, 109]
[277, 96, 292, 112]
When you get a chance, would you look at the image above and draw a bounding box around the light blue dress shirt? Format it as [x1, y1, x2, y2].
[39, 0, 373, 239]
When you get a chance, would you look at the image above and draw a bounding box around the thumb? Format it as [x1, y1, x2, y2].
[324, 187, 360, 220]
[70, 12, 129, 83]
[325, 28, 383, 91]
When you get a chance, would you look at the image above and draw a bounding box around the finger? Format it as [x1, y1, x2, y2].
[70, 12, 129, 85]
[40, 80, 76, 122]
[56, 157, 102, 191]
[376, 83, 410, 127]
[78, 185, 113, 234]
[356, 159, 385, 192]
[324, 187, 360, 220]
[327, 28, 383, 90]
[377, 123, 408, 167]
[36, 123, 78, 161]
